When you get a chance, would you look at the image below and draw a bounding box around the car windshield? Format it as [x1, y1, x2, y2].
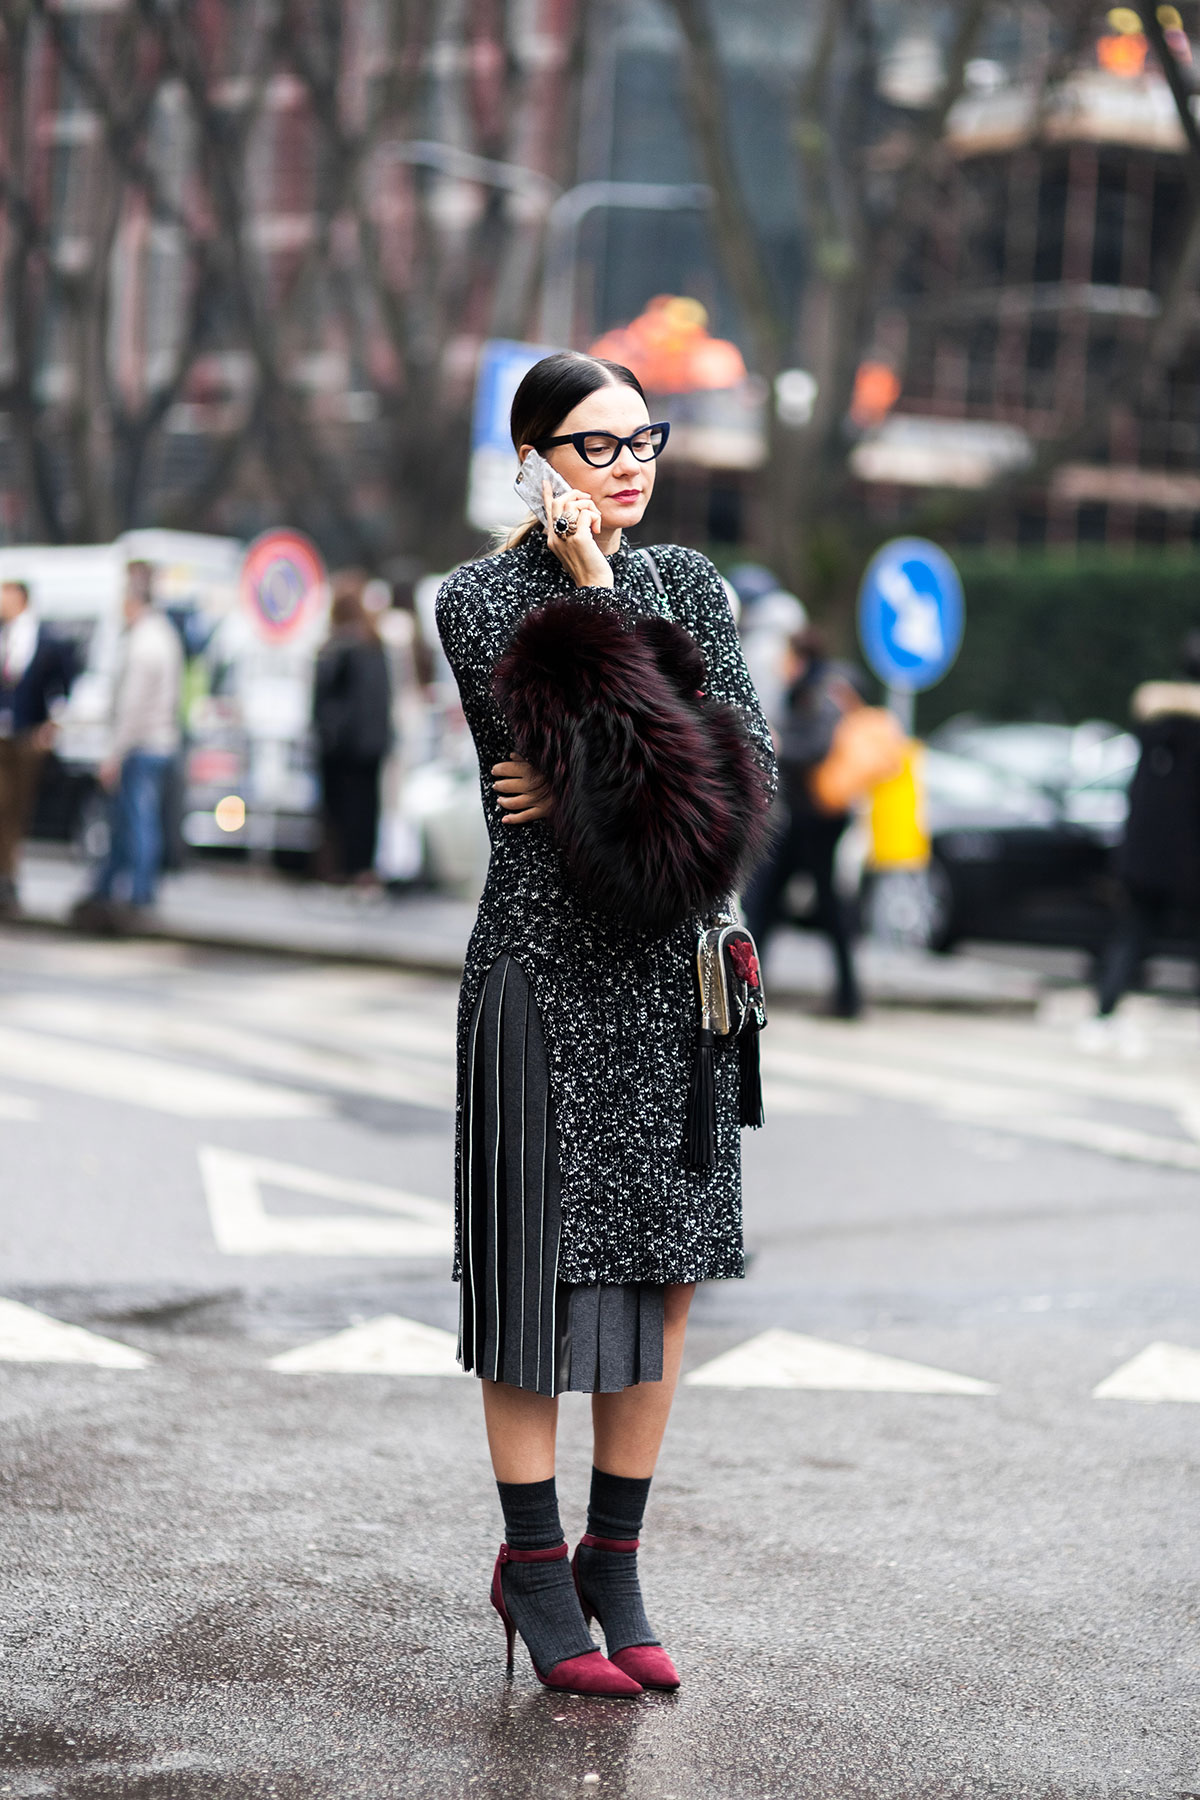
[921, 747, 1052, 817]
[929, 720, 1134, 792]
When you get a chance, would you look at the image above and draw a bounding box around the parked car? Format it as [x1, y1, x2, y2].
[926, 718, 1137, 832]
[908, 747, 1113, 952]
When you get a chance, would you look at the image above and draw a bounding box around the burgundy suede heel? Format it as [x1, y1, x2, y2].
[490, 1543, 643, 1697]
[571, 1533, 681, 1692]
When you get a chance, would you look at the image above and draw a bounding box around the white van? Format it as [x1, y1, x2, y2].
[0, 531, 241, 852]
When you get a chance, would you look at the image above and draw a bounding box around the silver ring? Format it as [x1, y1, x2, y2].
[554, 511, 577, 538]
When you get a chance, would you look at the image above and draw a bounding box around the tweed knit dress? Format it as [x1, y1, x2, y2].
[436, 532, 776, 1395]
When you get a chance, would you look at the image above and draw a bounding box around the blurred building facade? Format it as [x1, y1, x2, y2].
[0, 0, 581, 559]
[1, 1, 1198, 563]
[885, 55, 1200, 550]
[583, 3, 1200, 555]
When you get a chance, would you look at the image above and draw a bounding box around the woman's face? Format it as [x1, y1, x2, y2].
[521, 382, 657, 537]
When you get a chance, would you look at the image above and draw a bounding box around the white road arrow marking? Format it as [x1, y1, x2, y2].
[686, 1328, 997, 1394]
[269, 1314, 464, 1376]
[199, 1146, 454, 1258]
[1093, 1341, 1200, 1403]
[0, 1298, 150, 1368]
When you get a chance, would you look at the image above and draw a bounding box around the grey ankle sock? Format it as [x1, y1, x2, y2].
[575, 1468, 658, 1655]
[496, 1478, 596, 1675]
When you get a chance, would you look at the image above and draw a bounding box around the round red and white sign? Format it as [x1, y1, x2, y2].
[240, 529, 326, 640]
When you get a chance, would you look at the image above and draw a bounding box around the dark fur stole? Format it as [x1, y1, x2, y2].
[493, 599, 771, 937]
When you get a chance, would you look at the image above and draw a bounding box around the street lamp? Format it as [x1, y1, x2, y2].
[376, 143, 712, 350]
[375, 139, 559, 206]
[537, 182, 712, 347]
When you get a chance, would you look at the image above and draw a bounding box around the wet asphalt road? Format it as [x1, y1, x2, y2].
[1, 932, 1198, 1800]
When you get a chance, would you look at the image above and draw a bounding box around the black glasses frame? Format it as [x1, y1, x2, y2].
[535, 422, 671, 468]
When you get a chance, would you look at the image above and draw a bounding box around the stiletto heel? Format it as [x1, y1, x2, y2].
[490, 1544, 643, 1697]
[572, 1535, 681, 1692]
[496, 1598, 516, 1673]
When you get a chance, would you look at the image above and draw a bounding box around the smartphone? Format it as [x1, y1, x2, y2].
[514, 448, 572, 527]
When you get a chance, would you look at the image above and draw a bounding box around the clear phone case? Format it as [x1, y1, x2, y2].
[513, 449, 571, 526]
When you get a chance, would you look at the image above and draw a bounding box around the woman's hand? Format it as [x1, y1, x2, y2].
[542, 478, 613, 590]
[492, 757, 552, 824]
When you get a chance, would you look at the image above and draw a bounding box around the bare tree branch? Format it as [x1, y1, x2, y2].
[1144, 7, 1200, 194]
[662, 0, 786, 378]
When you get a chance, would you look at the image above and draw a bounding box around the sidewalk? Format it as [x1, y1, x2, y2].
[11, 847, 1044, 1011]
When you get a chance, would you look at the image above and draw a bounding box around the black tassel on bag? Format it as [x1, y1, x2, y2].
[686, 1027, 717, 1172]
[738, 1021, 765, 1129]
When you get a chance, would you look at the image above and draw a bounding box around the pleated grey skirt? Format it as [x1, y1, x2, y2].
[458, 954, 665, 1397]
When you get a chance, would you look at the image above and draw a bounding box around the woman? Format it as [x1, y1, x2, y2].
[312, 576, 393, 886]
[436, 352, 775, 1697]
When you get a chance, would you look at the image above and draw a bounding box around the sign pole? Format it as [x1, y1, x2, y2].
[885, 685, 915, 737]
[857, 538, 965, 949]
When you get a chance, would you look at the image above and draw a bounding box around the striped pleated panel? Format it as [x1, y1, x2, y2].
[458, 955, 664, 1397]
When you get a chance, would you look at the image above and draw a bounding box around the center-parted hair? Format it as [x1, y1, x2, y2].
[493, 353, 648, 552]
[509, 352, 646, 453]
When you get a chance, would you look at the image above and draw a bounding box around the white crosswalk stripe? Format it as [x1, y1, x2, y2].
[0, 961, 1194, 1163]
[0, 1023, 324, 1118]
[269, 1315, 464, 1376]
[1092, 1341, 1200, 1403]
[685, 1328, 997, 1394]
[0, 1298, 150, 1367]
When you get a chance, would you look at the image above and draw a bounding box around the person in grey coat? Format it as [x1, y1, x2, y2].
[71, 561, 182, 929]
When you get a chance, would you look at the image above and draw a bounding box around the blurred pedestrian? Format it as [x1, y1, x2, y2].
[0, 579, 76, 918]
[744, 627, 899, 1019]
[71, 562, 182, 931]
[368, 576, 437, 885]
[312, 574, 392, 889]
[729, 562, 807, 731]
[1086, 631, 1200, 1039]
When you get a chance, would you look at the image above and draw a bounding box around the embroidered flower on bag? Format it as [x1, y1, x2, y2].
[728, 938, 760, 988]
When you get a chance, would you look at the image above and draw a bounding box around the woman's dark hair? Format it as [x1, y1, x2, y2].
[328, 570, 379, 642]
[509, 352, 646, 451]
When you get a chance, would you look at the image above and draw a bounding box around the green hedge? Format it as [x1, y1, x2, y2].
[915, 553, 1200, 732]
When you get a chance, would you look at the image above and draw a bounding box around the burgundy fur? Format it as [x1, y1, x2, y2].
[493, 599, 771, 937]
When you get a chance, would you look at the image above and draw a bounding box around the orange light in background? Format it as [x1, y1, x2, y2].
[1097, 32, 1149, 74]
[214, 795, 247, 833]
[589, 296, 747, 393]
[850, 361, 901, 427]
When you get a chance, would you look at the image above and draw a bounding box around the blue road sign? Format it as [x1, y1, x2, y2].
[857, 537, 964, 694]
[471, 338, 557, 455]
[468, 338, 558, 531]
